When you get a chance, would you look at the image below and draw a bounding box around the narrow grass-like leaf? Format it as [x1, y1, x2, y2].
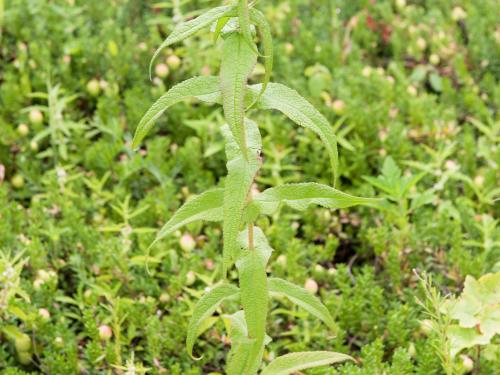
[248, 9, 273, 106]
[133, 76, 220, 148]
[249, 83, 338, 185]
[151, 188, 223, 248]
[221, 120, 261, 275]
[236, 227, 272, 374]
[220, 32, 257, 154]
[186, 283, 240, 359]
[268, 277, 336, 330]
[253, 182, 380, 215]
[261, 351, 353, 375]
[149, 5, 235, 79]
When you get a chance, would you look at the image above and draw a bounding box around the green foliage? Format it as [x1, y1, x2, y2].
[0, 0, 498, 372]
[447, 271, 500, 357]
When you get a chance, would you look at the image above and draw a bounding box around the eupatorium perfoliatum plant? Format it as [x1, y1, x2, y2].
[132, 1, 379, 373]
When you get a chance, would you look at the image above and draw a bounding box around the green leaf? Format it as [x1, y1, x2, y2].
[132, 76, 220, 148]
[448, 325, 492, 358]
[268, 277, 336, 330]
[238, 0, 256, 53]
[220, 32, 257, 154]
[226, 337, 257, 375]
[224, 311, 272, 375]
[149, 5, 235, 78]
[235, 227, 272, 374]
[261, 351, 353, 375]
[151, 188, 223, 248]
[213, 17, 231, 43]
[221, 120, 261, 275]
[248, 9, 273, 106]
[252, 183, 380, 215]
[186, 283, 240, 359]
[249, 83, 338, 185]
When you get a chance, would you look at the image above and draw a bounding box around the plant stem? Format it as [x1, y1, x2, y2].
[248, 222, 254, 250]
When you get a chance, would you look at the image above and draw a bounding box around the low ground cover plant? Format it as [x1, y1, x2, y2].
[0, 0, 498, 374]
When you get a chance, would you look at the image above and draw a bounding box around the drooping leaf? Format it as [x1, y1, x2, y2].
[149, 5, 235, 78]
[220, 32, 257, 154]
[151, 188, 223, 248]
[132, 76, 220, 148]
[251, 183, 380, 215]
[235, 227, 272, 374]
[221, 120, 261, 275]
[268, 277, 336, 330]
[186, 283, 240, 359]
[249, 83, 338, 185]
[260, 351, 353, 375]
[248, 9, 273, 107]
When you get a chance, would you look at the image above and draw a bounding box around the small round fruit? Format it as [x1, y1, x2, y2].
[39, 308, 51, 320]
[180, 234, 196, 252]
[186, 271, 196, 286]
[331, 100, 346, 115]
[18, 351, 32, 365]
[419, 319, 433, 336]
[15, 334, 31, 353]
[86, 79, 101, 96]
[17, 123, 29, 136]
[30, 140, 39, 151]
[304, 278, 318, 294]
[416, 37, 427, 51]
[429, 54, 440, 65]
[11, 174, 25, 189]
[407, 85, 418, 96]
[277, 255, 287, 267]
[314, 264, 325, 274]
[460, 355, 474, 372]
[155, 63, 169, 78]
[159, 293, 171, 303]
[29, 109, 43, 125]
[98, 325, 113, 341]
[284, 42, 294, 55]
[166, 55, 181, 70]
[408, 342, 416, 358]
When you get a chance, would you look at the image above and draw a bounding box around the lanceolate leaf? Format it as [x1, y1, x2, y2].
[236, 227, 272, 374]
[252, 183, 380, 215]
[186, 283, 240, 359]
[226, 337, 256, 375]
[221, 120, 261, 275]
[249, 83, 339, 185]
[149, 5, 235, 78]
[220, 32, 257, 154]
[249, 9, 273, 106]
[238, 0, 256, 53]
[151, 188, 223, 248]
[260, 351, 353, 375]
[225, 311, 272, 375]
[268, 278, 336, 330]
[132, 76, 220, 148]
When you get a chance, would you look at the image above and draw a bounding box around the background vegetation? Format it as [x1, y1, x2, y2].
[0, 0, 498, 373]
